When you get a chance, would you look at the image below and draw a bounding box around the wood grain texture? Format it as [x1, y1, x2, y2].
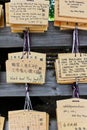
[0, 2, 86, 129]
[0, 22, 87, 48]
[0, 23, 86, 97]
[4, 119, 57, 130]
[0, 71, 87, 97]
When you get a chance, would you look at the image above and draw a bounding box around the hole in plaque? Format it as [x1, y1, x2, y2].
[14, 56, 16, 59]
[39, 118, 43, 121]
[40, 58, 43, 61]
[18, 55, 21, 59]
[34, 56, 37, 59]
[80, 53, 82, 57]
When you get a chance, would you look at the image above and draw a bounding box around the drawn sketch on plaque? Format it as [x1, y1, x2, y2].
[9, 110, 49, 130]
[56, 98, 87, 130]
[8, 51, 46, 62]
[9, 0, 49, 25]
[0, 116, 5, 130]
[55, 0, 87, 23]
[6, 58, 46, 84]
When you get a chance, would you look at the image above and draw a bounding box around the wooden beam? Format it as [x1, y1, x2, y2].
[0, 71, 87, 97]
[0, 22, 87, 48]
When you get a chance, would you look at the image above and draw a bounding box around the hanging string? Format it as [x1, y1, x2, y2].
[72, 28, 75, 53]
[75, 26, 79, 53]
[24, 83, 33, 110]
[72, 25, 79, 53]
[22, 30, 33, 110]
[72, 80, 79, 98]
[21, 30, 31, 59]
[72, 25, 80, 98]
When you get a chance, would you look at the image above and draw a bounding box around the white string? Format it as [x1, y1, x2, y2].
[72, 27, 79, 53]
[72, 29, 76, 53]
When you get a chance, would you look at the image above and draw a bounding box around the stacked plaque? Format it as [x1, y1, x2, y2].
[56, 98, 87, 130]
[9, 110, 49, 130]
[5, 0, 49, 33]
[54, 0, 87, 30]
[6, 51, 46, 84]
[55, 53, 87, 84]
[0, 5, 4, 28]
[0, 116, 5, 130]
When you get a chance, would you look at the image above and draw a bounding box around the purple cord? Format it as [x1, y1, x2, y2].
[72, 82, 79, 98]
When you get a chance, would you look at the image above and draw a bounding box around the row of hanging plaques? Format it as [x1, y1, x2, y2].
[5, 26, 87, 85]
[1, 97, 87, 130]
[0, 1, 87, 130]
[6, 51, 87, 84]
[1, 0, 87, 85]
[1, 0, 87, 31]
[0, 0, 85, 85]
[0, 110, 49, 130]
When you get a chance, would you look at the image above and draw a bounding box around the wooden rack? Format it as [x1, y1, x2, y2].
[0, 1, 87, 129]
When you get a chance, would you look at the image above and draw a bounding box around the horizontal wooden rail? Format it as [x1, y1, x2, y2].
[0, 71, 86, 97]
[0, 22, 87, 48]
